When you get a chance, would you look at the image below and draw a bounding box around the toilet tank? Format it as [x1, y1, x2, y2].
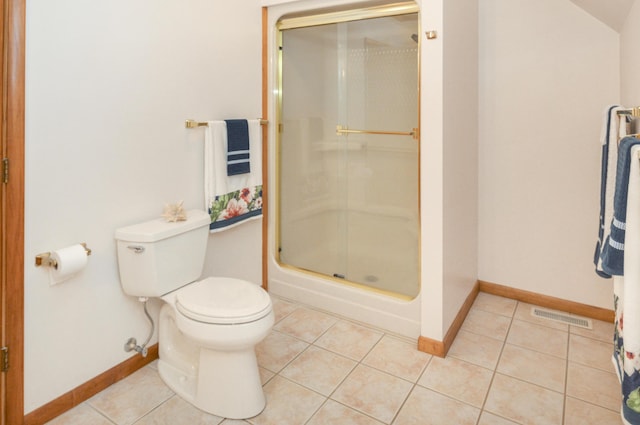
[115, 209, 211, 297]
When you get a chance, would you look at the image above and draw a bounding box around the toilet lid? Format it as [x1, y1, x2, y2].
[175, 277, 272, 324]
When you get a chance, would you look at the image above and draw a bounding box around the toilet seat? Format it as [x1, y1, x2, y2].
[175, 277, 272, 325]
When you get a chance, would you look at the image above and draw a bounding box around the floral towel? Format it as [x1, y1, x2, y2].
[204, 120, 262, 232]
[208, 185, 262, 232]
[614, 286, 640, 424]
[613, 142, 640, 425]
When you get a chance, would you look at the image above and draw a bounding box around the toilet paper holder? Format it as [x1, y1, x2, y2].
[35, 243, 92, 269]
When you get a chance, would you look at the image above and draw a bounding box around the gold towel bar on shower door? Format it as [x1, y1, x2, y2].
[185, 119, 269, 128]
[336, 125, 419, 140]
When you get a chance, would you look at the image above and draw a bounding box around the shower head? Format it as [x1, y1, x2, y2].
[411, 34, 419, 43]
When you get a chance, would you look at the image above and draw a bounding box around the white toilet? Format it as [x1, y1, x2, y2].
[115, 209, 274, 419]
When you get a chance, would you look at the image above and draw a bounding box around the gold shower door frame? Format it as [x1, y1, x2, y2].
[275, 2, 421, 300]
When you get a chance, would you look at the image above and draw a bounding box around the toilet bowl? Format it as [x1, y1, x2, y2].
[114, 210, 274, 419]
[158, 277, 274, 418]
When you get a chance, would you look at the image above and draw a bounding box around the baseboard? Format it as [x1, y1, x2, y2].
[417, 279, 615, 358]
[418, 281, 480, 357]
[24, 344, 159, 425]
[478, 280, 614, 323]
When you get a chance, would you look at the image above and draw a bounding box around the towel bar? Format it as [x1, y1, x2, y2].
[336, 125, 419, 140]
[618, 107, 640, 118]
[185, 119, 268, 128]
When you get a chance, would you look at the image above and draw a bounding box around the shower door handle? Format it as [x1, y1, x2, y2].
[336, 125, 419, 140]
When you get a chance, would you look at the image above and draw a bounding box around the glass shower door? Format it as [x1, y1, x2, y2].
[277, 10, 420, 298]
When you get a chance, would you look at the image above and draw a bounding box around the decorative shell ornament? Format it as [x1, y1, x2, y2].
[161, 201, 187, 222]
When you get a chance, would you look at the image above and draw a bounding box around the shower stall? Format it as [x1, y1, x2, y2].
[268, 2, 422, 337]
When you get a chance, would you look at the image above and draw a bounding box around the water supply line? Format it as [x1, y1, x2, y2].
[124, 297, 155, 357]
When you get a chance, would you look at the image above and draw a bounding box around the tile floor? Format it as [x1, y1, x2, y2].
[47, 293, 622, 425]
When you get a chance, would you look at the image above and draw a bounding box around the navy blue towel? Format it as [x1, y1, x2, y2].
[225, 119, 250, 176]
[594, 105, 620, 278]
[601, 136, 640, 276]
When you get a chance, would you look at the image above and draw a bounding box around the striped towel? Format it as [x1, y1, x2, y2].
[225, 119, 251, 176]
[595, 105, 624, 277]
[600, 136, 640, 276]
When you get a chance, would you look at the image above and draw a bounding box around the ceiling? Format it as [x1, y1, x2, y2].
[569, 0, 635, 32]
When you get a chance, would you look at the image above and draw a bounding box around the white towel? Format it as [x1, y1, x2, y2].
[204, 120, 262, 197]
[204, 120, 262, 232]
[623, 144, 640, 354]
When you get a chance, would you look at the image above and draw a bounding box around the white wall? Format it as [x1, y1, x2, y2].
[442, 0, 479, 333]
[419, 0, 479, 340]
[478, 0, 620, 309]
[24, 0, 262, 413]
[621, 1, 640, 107]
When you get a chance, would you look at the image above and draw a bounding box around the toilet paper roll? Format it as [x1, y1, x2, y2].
[49, 244, 88, 285]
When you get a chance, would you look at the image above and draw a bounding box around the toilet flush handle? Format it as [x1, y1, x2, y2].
[127, 245, 145, 254]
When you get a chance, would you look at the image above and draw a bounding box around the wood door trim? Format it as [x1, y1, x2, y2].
[261, 6, 268, 290]
[4, 0, 24, 423]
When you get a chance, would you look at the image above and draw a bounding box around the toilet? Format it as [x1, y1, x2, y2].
[115, 209, 274, 419]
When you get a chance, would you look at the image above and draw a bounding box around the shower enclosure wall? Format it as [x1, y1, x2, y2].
[268, 2, 422, 337]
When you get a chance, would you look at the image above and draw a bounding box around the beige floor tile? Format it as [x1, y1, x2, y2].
[281, 345, 356, 396]
[569, 333, 614, 372]
[270, 297, 298, 323]
[497, 344, 566, 392]
[484, 374, 564, 425]
[135, 395, 224, 424]
[417, 356, 493, 408]
[45, 403, 113, 425]
[248, 376, 325, 425]
[393, 386, 480, 425]
[273, 307, 337, 343]
[514, 303, 569, 331]
[570, 318, 614, 344]
[507, 319, 568, 358]
[259, 367, 275, 385]
[472, 293, 517, 317]
[87, 366, 173, 425]
[315, 320, 383, 361]
[461, 309, 512, 341]
[44, 296, 624, 425]
[566, 362, 620, 412]
[255, 330, 309, 373]
[448, 330, 504, 370]
[331, 364, 412, 424]
[362, 335, 431, 382]
[307, 400, 384, 425]
[564, 396, 622, 425]
[477, 411, 519, 425]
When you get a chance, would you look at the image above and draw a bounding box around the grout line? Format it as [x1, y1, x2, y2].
[562, 328, 571, 425]
[131, 394, 177, 424]
[85, 402, 119, 425]
[474, 300, 515, 424]
[388, 382, 417, 424]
